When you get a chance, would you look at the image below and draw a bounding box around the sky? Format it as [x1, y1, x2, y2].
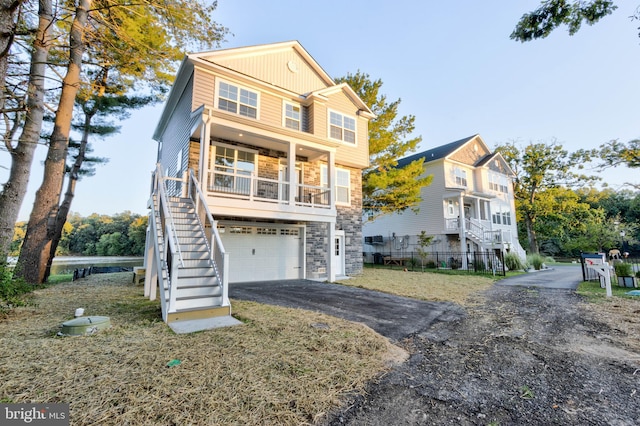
[2, 0, 639, 221]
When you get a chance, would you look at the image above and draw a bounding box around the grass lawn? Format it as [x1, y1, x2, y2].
[0, 272, 399, 425]
[340, 267, 496, 306]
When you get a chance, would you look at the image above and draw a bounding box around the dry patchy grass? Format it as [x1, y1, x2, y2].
[340, 268, 496, 306]
[0, 273, 397, 425]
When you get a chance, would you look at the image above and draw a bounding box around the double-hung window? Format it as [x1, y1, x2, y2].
[217, 81, 258, 119]
[454, 168, 467, 187]
[284, 102, 301, 130]
[321, 165, 351, 205]
[329, 111, 356, 144]
[212, 145, 256, 195]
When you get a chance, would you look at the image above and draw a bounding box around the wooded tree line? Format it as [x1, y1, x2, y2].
[10, 211, 147, 257]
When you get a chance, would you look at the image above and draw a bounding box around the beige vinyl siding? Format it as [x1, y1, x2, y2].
[259, 91, 281, 127]
[210, 49, 328, 94]
[325, 92, 369, 168]
[192, 67, 215, 111]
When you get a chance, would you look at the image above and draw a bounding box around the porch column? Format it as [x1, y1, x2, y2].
[474, 198, 481, 220]
[288, 142, 296, 205]
[199, 112, 213, 189]
[458, 192, 468, 269]
[327, 151, 335, 208]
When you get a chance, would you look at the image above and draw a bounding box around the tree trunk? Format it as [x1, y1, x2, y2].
[0, 0, 52, 265]
[44, 111, 94, 281]
[16, 0, 91, 283]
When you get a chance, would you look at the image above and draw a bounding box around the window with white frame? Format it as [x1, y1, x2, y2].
[492, 208, 512, 225]
[321, 164, 351, 204]
[447, 199, 454, 215]
[284, 102, 301, 130]
[489, 173, 509, 193]
[217, 81, 258, 119]
[454, 168, 467, 187]
[211, 145, 256, 194]
[329, 111, 356, 144]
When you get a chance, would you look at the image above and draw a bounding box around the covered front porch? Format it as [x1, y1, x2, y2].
[188, 108, 341, 222]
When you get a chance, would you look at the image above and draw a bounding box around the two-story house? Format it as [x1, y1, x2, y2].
[143, 41, 373, 331]
[362, 135, 526, 266]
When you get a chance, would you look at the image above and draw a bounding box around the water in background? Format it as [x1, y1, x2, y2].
[6, 256, 144, 275]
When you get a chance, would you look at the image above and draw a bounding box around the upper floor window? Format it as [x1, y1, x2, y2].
[489, 173, 509, 193]
[321, 165, 351, 205]
[217, 81, 258, 119]
[284, 102, 301, 130]
[454, 168, 467, 187]
[329, 111, 356, 144]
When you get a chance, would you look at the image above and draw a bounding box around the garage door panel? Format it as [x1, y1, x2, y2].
[220, 226, 303, 283]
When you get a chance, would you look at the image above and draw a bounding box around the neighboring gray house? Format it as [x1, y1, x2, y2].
[363, 134, 526, 264]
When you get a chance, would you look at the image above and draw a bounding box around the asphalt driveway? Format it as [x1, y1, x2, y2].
[229, 279, 465, 342]
[495, 264, 583, 290]
[229, 265, 583, 342]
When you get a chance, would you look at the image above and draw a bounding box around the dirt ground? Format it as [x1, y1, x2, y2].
[325, 285, 640, 425]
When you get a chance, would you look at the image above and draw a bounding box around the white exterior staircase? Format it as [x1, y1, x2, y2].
[144, 166, 239, 333]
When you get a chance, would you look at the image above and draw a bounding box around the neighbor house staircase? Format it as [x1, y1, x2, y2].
[144, 166, 238, 333]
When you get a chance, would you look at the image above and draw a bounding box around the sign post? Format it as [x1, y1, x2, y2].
[585, 256, 613, 298]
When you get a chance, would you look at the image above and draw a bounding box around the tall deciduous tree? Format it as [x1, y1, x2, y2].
[511, 0, 620, 42]
[335, 71, 431, 218]
[495, 140, 598, 254]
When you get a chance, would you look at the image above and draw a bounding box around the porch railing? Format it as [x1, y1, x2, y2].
[207, 170, 331, 208]
[150, 164, 184, 314]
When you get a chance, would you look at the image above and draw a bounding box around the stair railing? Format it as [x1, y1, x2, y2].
[153, 164, 184, 313]
[186, 168, 230, 306]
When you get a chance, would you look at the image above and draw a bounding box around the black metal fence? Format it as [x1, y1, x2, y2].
[364, 250, 505, 276]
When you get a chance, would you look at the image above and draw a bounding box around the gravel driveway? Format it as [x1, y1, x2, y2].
[231, 267, 639, 425]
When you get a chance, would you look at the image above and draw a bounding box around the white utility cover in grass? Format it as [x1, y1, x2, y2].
[220, 225, 304, 283]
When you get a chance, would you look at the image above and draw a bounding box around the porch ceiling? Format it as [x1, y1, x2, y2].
[193, 123, 328, 162]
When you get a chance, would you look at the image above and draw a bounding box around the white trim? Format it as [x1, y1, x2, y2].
[327, 108, 357, 145]
[282, 101, 301, 131]
[215, 78, 260, 120]
[321, 164, 351, 206]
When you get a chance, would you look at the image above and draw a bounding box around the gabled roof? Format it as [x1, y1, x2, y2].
[397, 135, 479, 168]
[476, 152, 515, 177]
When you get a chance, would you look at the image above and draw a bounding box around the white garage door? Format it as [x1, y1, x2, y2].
[219, 224, 304, 283]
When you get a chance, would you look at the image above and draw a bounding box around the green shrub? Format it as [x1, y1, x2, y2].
[425, 260, 436, 269]
[504, 253, 525, 271]
[635, 270, 640, 279]
[0, 266, 34, 315]
[527, 253, 545, 270]
[614, 262, 633, 277]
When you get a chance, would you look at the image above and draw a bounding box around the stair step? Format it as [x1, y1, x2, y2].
[177, 275, 218, 287]
[176, 285, 222, 298]
[172, 296, 224, 311]
[178, 266, 218, 278]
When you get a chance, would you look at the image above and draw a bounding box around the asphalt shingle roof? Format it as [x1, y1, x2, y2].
[396, 135, 478, 168]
